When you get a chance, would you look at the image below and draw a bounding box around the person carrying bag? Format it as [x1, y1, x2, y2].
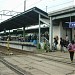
[68, 40, 75, 63]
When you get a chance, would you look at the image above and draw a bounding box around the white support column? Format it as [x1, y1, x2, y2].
[23, 26, 25, 38]
[49, 17, 53, 50]
[39, 14, 41, 43]
[59, 21, 62, 45]
[59, 21, 62, 38]
[4, 28, 6, 35]
[9, 30, 10, 36]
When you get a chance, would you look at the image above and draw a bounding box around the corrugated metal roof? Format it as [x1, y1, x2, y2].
[0, 7, 49, 32]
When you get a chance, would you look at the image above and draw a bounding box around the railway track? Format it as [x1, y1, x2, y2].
[0, 46, 75, 75]
[0, 45, 75, 66]
[0, 56, 32, 75]
[0, 46, 32, 75]
[0, 46, 75, 66]
[33, 53, 75, 68]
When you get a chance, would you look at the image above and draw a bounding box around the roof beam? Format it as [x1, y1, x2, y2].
[52, 12, 75, 20]
[33, 9, 49, 19]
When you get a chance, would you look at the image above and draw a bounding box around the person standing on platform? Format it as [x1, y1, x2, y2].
[7, 37, 10, 52]
[68, 40, 75, 63]
[66, 35, 69, 47]
[60, 38, 64, 52]
[54, 37, 58, 50]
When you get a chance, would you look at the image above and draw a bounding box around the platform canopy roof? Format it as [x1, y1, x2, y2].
[49, 6, 75, 20]
[0, 7, 49, 32]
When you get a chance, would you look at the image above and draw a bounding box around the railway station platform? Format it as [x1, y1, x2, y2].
[1, 50, 75, 75]
[36, 51, 75, 64]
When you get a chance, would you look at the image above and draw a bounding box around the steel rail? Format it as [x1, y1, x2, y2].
[0, 57, 31, 75]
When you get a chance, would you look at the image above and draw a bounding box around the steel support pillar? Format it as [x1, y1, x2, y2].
[49, 17, 53, 50]
[23, 26, 25, 38]
[9, 30, 10, 36]
[39, 14, 41, 43]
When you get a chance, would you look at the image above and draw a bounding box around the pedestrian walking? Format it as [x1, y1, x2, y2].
[68, 40, 75, 63]
[60, 38, 64, 52]
[53, 37, 58, 50]
[63, 39, 68, 52]
[66, 35, 69, 47]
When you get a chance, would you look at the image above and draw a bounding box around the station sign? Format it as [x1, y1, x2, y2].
[69, 22, 75, 28]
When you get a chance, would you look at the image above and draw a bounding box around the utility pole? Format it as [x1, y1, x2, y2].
[24, 0, 26, 11]
[23, 0, 26, 39]
[46, 6, 47, 12]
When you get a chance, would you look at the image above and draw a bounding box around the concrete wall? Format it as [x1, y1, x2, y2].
[53, 26, 60, 43]
[53, 21, 72, 50]
[53, 21, 71, 42]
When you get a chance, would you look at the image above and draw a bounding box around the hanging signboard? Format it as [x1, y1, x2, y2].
[69, 22, 75, 28]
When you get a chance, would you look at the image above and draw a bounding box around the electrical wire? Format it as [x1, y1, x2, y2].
[12, 2, 24, 11]
[47, 0, 73, 10]
[12, 0, 42, 11]
[26, 0, 42, 9]
[36, 0, 73, 12]
[12, 0, 73, 12]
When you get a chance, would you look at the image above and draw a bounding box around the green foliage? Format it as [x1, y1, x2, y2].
[44, 43, 47, 50]
[44, 43, 50, 52]
[37, 43, 41, 49]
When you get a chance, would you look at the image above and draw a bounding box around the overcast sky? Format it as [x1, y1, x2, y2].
[0, 0, 74, 22]
[0, 0, 74, 12]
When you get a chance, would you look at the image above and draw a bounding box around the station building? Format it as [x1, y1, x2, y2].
[0, 1, 75, 50]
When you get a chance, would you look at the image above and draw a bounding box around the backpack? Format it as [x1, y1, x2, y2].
[68, 43, 72, 50]
[72, 44, 75, 51]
